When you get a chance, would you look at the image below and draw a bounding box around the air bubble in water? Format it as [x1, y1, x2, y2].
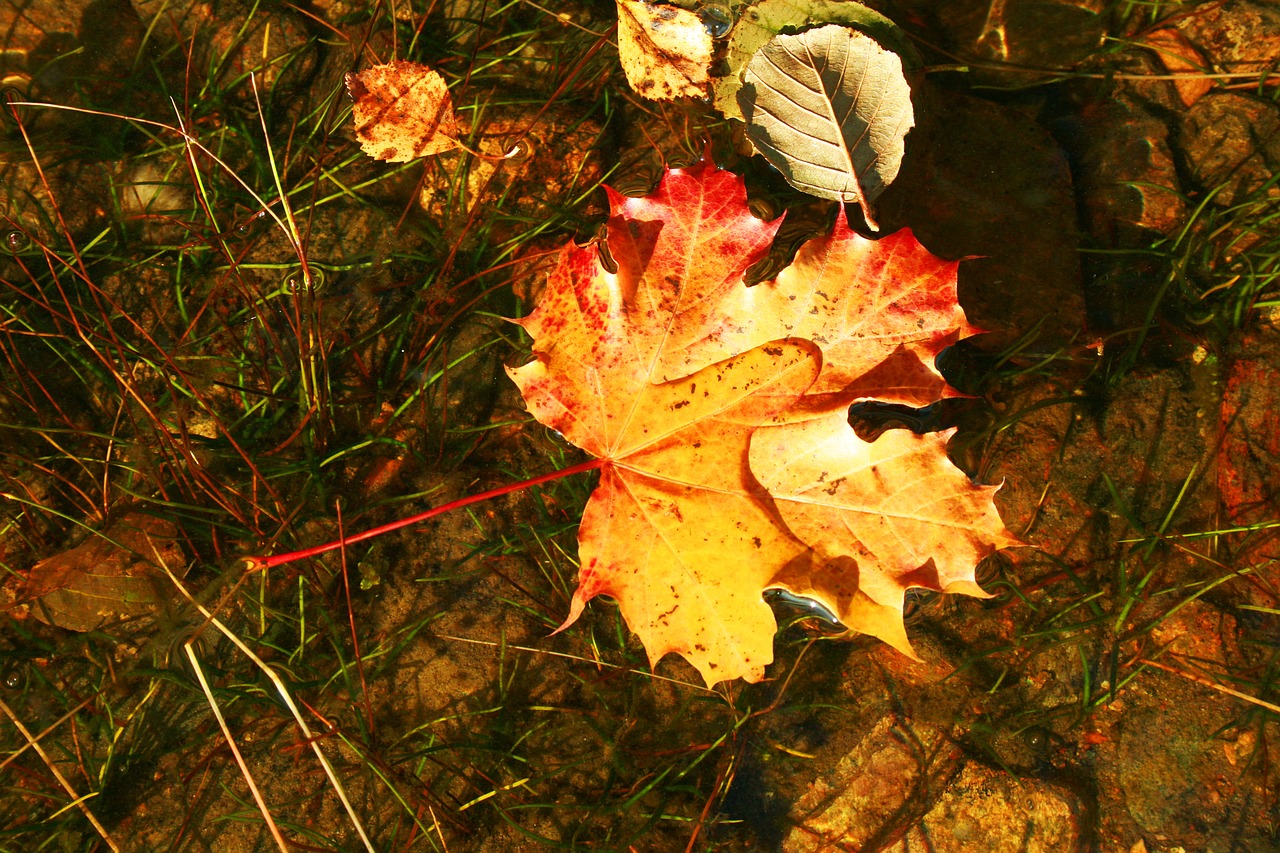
[4, 230, 30, 253]
[501, 136, 536, 166]
[282, 265, 326, 293]
[699, 3, 733, 38]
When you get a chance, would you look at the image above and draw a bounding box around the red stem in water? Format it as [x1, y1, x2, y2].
[248, 458, 607, 570]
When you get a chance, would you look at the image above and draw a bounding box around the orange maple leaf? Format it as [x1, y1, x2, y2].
[508, 163, 1017, 686]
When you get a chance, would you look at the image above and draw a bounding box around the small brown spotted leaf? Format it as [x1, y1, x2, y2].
[23, 512, 185, 632]
[346, 60, 461, 162]
[616, 0, 713, 101]
[509, 163, 1016, 685]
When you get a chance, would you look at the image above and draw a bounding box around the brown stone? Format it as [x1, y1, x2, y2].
[898, 0, 1106, 87]
[1179, 92, 1280, 205]
[1177, 0, 1280, 79]
[906, 761, 1081, 852]
[784, 715, 961, 851]
[131, 0, 317, 103]
[1073, 96, 1186, 240]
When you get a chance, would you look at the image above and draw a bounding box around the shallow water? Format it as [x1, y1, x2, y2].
[1, 1, 1278, 850]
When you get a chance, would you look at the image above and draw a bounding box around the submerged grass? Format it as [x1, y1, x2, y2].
[0, 1, 803, 849]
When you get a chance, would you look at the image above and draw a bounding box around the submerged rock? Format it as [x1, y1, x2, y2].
[1179, 92, 1280, 205]
[1176, 0, 1280, 80]
[898, 0, 1106, 86]
[783, 715, 1082, 851]
[130, 0, 318, 103]
[1064, 94, 1186, 242]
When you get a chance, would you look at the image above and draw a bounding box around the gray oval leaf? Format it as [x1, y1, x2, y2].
[739, 24, 914, 230]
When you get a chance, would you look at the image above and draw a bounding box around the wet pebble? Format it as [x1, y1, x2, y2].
[132, 0, 317, 103]
[919, 0, 1105, 86]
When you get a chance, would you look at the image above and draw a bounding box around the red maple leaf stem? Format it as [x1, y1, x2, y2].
[246, 458, 607, 571]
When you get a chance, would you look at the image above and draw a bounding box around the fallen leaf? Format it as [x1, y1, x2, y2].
[616, 0, 713, 101]
[738, 25, 914, 229]
[712, 0, 915, 122]
[346, 60, 461, 162]
[1144, 28, 1212, 107]
[509, 163, 1015, 685]
[23, 512, 185, 632]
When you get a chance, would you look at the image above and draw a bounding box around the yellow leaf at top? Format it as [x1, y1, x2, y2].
[616, 0, 713, 101]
